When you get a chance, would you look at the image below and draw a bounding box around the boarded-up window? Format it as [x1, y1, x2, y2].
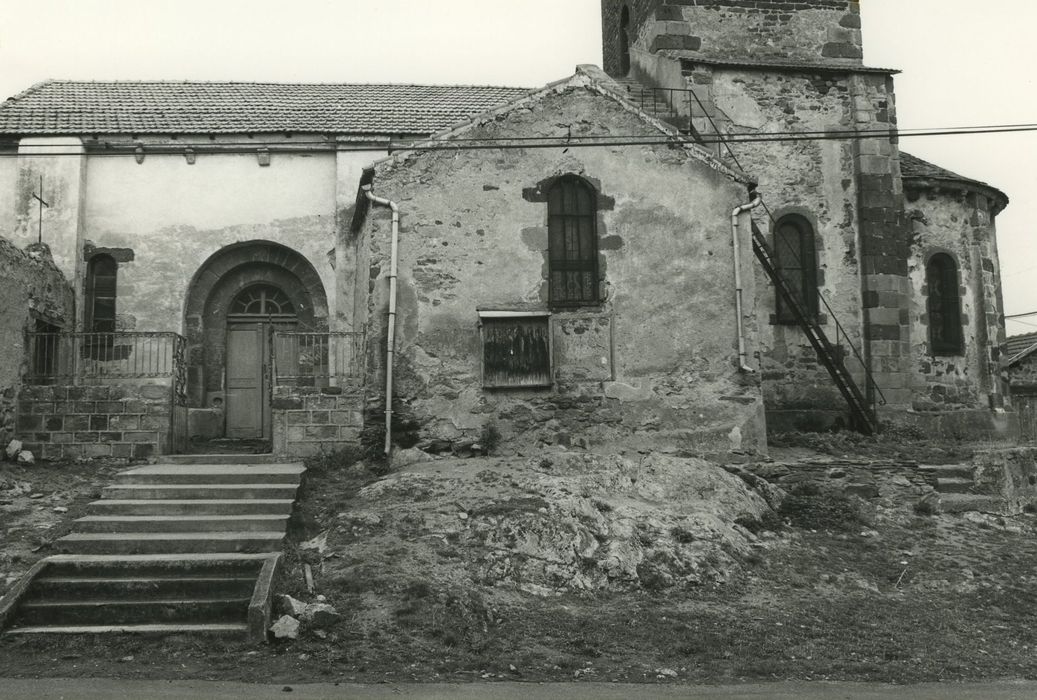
[548, 175, 598, 307]
[86, 254, 118, 333]
[481, 315, 551, 388]
[773, 215, 818, 322]
[927, 253, 964, 356]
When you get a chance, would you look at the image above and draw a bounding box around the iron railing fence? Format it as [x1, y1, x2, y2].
[272, 331, 365, 387]
[26, 331, 187, 384]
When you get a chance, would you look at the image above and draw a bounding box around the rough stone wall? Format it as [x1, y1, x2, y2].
[17, 381, 175, 460]
[1010, 354, 1037, 396]
[849, 72, 913, 413]
[702, 65, 867, 430]
[602, 0, 862, 78]
[0, 238, 74, 449]
[271, 386, 364, 458]
[353, 84, 765, 455]
[905, 188, 1005, 411]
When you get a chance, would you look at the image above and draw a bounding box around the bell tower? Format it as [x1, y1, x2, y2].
[602, 1, 864, 78]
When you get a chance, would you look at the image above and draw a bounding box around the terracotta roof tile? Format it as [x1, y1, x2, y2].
[0, 80, 532, 136]
[1007, 332, 1037, 365]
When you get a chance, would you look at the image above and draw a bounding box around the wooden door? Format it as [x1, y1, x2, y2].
[226, 323, 267, 438]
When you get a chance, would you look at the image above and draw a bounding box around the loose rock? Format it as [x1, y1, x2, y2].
[279, 595, 308, 617]
[302, 602, 341, 628]
[5, 440, 23, 460]
[16, 451, 34, 466]
[270, 615, 300, 640]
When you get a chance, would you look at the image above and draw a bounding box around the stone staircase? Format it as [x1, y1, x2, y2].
[0, 457, 303, 639]
[918, 463, 1002, 513]
[610, 76, 696, 136]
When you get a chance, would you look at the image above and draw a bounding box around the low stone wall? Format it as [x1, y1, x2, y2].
[17, 381, 179, 460]
[972, 447, 1037, 513]
[271, 385, 365, 458]
[745, 457, 936, 503]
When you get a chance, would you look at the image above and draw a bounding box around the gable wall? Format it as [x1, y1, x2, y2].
[356, 86, 765, 455]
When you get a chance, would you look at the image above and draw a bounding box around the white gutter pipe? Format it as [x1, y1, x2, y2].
[362, 185, 400, 457]
[731, 191, 763, 373]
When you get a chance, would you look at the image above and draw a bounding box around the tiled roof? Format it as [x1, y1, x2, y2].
[1006, 332, 1037, 365]
[0, 80, 532, 136]
[900, 151, 1008, 212]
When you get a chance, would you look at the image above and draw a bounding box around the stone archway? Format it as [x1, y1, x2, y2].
[183, 241, 329, 438]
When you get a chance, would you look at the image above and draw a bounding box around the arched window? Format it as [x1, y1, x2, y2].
[926, 253, 963, 356]
[619, 5, 631, 76]
[548, 175, 598, 307]
[773, 215, 818, 321]
[86, 255, 117, 333]
[231, 284, 296, 316]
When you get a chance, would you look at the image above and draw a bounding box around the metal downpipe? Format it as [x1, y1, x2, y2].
[362, 185, 400, 457]
[731, 191, 763, 373]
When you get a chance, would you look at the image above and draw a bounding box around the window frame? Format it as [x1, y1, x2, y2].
[772, 214, 819, 324]
[547, 174, 600, 309]
[479, 310, 553, 390]
[926, 252, 965, 357]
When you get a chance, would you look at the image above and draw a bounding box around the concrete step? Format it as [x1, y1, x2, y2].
[28, 574, 256, 599]
[918, 464, 975, 479]
[935, 477, 976, 494]
[16, 596, 249, 626]
[88, 499, 295, 516]
[5, 623, 248, 636]
[75, 514, 290, 533]
[939, 493, 1004, 514]
[113, 464, 304, 485]
[163, 454, 281, 465]
[102, 484, 299, 500]
[54, 532, 285, 555]
[43, 553, 272, 578]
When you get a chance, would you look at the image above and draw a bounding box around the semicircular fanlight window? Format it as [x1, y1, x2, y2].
[231, 285, 295, 316]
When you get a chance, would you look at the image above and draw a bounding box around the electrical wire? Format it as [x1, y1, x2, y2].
[2, 121, 1037, 156]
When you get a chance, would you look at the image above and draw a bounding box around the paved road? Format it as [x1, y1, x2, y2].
[4, 678, 1037, 699]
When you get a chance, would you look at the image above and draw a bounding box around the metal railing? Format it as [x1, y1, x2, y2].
[624, 85, 700, 135]
[26, 332, 187, 384]
[273, 331, 365, 387]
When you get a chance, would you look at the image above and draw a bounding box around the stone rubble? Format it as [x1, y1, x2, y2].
[270, 614, 300, 640]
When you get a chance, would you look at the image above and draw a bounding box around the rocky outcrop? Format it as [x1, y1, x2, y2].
[329, 452, 776, 593]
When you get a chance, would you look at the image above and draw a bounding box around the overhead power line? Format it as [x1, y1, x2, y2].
[2, 120, 1037, 156]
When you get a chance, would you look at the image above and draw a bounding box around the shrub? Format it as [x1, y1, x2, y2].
[479, 421, 502, 454]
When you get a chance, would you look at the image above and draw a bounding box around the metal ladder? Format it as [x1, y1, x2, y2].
[751, 221, 878, 435]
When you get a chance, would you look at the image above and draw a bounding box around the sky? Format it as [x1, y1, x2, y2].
[1, 0, 1034, 333]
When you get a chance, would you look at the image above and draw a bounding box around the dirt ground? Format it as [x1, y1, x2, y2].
[1, 436, 1036, 684]
[0, 459, 123, 596]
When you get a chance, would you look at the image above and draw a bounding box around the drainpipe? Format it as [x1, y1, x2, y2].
[731, 191, 763, 373]
[362, 185, 400, 457]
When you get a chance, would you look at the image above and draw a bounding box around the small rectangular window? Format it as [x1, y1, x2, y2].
[480, 312, 552, 388]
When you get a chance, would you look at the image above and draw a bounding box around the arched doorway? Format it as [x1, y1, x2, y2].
[225, 284, 298, 438]
[182, 241, 329, 443]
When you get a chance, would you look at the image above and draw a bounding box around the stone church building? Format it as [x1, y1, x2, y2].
[0, 0, 1013, 460]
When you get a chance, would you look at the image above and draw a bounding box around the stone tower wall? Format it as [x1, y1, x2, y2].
[603, 0, 862, 78]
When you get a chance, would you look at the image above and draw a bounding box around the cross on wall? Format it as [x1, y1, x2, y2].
[31, 175, 49, 245]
